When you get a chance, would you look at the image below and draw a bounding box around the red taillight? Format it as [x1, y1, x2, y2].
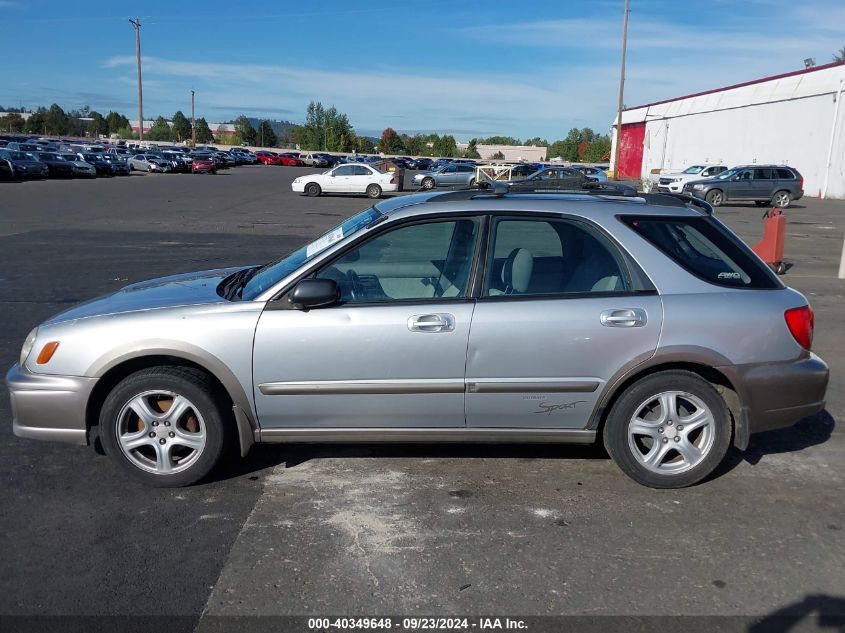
[390, 177, 396, 184]
[799, 177, 804, 191]
[784, 305, 814, 350]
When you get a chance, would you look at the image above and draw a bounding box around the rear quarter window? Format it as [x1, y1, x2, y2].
[620, 215, 781, 289]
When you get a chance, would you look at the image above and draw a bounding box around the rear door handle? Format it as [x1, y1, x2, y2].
[600, 308, 647, 328]
[408, 313, 455, 333]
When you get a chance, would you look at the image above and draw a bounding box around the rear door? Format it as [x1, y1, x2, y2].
[465, 215, 662, 429]
[752, 168, 776, 200]
[350, 165, 374, 192]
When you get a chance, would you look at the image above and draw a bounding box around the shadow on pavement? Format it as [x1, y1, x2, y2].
[748, 594, 845, 632]
[212, 409, 837, 485]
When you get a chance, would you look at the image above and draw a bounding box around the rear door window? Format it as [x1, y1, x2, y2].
[621, 216, 781, 289]
[776, 168, 795, 179]
[754, 168, 774, 180]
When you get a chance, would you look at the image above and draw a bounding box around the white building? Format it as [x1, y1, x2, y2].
[455, 143, 547, 162]
[609, 61, 845, 198]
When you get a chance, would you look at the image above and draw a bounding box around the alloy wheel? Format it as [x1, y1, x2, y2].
[115, 390, 206, 475]
[627, 391, 715, 475]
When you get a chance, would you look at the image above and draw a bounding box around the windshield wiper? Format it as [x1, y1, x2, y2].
[218, 266, 260, 301]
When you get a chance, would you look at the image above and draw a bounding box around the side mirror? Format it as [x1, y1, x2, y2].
[290, 278, 339, 310]
[732, 175, 741, 181]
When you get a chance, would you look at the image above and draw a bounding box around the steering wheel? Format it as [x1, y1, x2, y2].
[346, 270, 364, 301]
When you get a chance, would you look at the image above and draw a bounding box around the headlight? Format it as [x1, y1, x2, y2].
[20, 327, 38, 366]
[693, 184, 704, 190]
[672, 178, 680, 182]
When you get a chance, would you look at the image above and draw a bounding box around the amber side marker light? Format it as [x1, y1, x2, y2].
[35, 342, 60, 365]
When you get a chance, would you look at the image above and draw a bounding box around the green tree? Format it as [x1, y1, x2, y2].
[464, 138, 480, 159]
[114, 125, 137, 140]
[146, 116, 173, 141]
[256, 120, 277, 147]
[402, 134, 423, 156]
[106, 111, 130, 133]
[194, 117, 214, 143]
[481, 135, 520, 145]
[356, 136, 375, 153]
[433, 134, 457, 157]
[491, 151, 505, 160]
[88, 111, 108, 137]
[524, 136, 548, 147]
[44, 103, 69, 135]
[171, 111, 192, 143]
[834, 46, 845, 62]
[379, 127, 404, 154]
[0, 113, 26, 133]
[23, 107, 47, 134]
[234, 115, 256, 145]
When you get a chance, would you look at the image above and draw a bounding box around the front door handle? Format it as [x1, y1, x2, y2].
[600, 308, 647, 328]
[407, 313, 455, 333]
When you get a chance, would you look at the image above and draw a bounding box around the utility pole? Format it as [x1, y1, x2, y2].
[191, 90, 196, 146]
[613, 0, 629, 180]
[129, 18, 144, 142]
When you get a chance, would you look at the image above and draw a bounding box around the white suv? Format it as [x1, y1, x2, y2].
[650, 164, 728, 193]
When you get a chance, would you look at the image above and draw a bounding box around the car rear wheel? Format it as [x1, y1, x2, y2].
[99, 366, 231, 487]
[772, 190, 792, 208]
[366, 184, 382, 199]
[305, 182, 321, 197]
[603, 370, 732, 489]
[422, 177, 435, 190]
[705, 189, 723, 207]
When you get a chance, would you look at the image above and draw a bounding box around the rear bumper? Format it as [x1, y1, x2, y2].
[721, 353, 829, 435]
[5, 364, 95, 446]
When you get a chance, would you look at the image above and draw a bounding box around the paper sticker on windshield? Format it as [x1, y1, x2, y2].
[306, 227, 344, 257]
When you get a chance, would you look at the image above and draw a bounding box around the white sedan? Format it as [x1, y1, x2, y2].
[292, 163, 398, 198]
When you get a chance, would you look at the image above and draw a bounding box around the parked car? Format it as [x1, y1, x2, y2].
[302, 153, 330, 168]
[649, 164, 728, 193]
[506, 166, 587, 191]
[78, 152, 116, 176]
[316, 153, 340, 167]
[412, 163, 477, 189]
[29, 152, 75, 178]
[292, 163, 398, 198]
[101, 154, 131, 175]
[191, 155, 217, 174]
[6, 141, 41, 153]
[59, 153, 97, 177]
[255, 151, 281, 165]
[161, 151, 192, 172]
[0, 149, 49, 179]
[6, 189, 828, 488]
[683, 165, 804, 208]
[430, 158, 454, 171]
[278, 153, 303, 167]
[572, 165, 609, 183]
[407, 157, 433, 170]
[0, 156, 12, 179]
[128, 154, 172, 173]
[509, 163, 542, 178]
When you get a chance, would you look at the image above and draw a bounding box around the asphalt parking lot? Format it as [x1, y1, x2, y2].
[1, 166, 843, 631]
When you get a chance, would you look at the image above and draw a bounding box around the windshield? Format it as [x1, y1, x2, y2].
[240, 206, 383, 300]
[82, 154, 101, 161]
[716, 168, 741, 180]
[60, 154, 78, 162]
[5, 150, 29, 160]
[37, 152, 60, 160]
[682, 165, 706, 174]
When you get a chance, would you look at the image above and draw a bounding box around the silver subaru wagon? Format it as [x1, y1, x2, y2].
[6, 189, 829, 488]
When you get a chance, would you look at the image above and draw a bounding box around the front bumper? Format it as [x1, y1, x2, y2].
[6, 364, 95, 446]
[657, 181, 683, 193]
[721, 353, 829, 435]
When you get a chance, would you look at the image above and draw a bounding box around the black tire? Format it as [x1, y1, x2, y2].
[705, 189, 723, 207]
[305, 182, 321, 197]
[771, 190, 791, 208]
[366, 184, 382, 199]
[98, 366, 231, 487]
[468, 178, 475, 188]
[603, 370, 732, 489]
[422, 177, 435, 190]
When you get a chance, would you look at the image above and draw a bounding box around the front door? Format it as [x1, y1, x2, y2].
[465, 216, 662, 428]
[731, 168, 756, 200]
[253, 217, 481, 428]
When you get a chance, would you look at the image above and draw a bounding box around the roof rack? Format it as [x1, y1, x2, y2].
[642, 192, 713, 214]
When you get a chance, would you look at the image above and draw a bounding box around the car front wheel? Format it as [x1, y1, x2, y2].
[422, 177, 435, 190]
[705, 189, 723, 207]
[99, 366, 230, 487]
[603, 370, 732, 489]
[305, 182, 321, 197]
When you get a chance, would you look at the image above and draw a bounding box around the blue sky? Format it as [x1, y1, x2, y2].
[0, 0, 842, 141]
